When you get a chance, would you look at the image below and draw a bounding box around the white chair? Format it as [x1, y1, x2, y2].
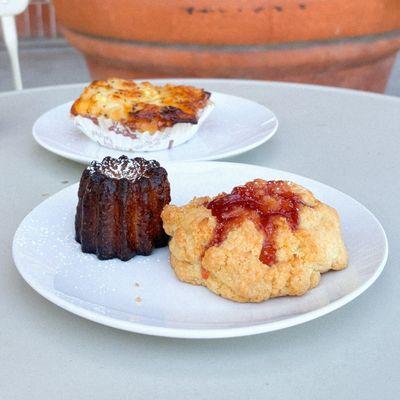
[0, 0, 29, 90]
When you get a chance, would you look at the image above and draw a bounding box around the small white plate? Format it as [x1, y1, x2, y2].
[13, 162, 388, 339]
[33, 92, 278, 164]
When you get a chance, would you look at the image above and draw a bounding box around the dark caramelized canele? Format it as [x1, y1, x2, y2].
[75, 156, 171, 261]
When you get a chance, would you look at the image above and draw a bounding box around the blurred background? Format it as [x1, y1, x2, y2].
[1, 0, 399, 94]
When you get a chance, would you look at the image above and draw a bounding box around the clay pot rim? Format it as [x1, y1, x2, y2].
[64, 26, 400, 52]
[65, 28, 400, 77]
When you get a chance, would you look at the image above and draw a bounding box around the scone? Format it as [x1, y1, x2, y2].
[161, 179, 348, 303]
[71, 78, 213, 151]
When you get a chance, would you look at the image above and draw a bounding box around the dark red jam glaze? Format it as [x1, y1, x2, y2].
[206, 180, 306, 267]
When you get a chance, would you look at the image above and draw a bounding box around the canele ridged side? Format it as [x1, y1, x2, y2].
[75, 162, 170, 261]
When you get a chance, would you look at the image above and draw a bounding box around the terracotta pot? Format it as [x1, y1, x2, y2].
[53, 0, 400, 92]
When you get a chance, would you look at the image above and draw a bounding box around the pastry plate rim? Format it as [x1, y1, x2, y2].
[32, 91, 279, 164]
[12, 161, 388, 339]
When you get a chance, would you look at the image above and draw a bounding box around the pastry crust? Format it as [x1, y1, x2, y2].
[161, 182, 348, 303]
[71, 78, 211, 133]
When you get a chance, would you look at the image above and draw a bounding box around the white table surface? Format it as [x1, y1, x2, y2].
[0, 79, 399, 399]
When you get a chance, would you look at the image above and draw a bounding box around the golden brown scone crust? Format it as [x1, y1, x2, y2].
[161, 183, 348, 303]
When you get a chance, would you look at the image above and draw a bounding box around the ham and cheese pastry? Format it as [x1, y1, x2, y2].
[71, 78, 213, 151]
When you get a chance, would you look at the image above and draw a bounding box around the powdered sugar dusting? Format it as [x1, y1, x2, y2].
[88, 155, 160, 180]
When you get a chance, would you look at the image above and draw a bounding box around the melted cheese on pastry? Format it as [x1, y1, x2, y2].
[71, 78, 211, 133]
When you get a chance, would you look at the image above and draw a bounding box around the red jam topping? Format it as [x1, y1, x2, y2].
[201, 267, 210, 280]
[206, 180, 305, 266]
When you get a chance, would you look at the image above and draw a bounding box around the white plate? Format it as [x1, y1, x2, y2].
[32, 92, 278, 164]
[12, 162, 388, 339]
